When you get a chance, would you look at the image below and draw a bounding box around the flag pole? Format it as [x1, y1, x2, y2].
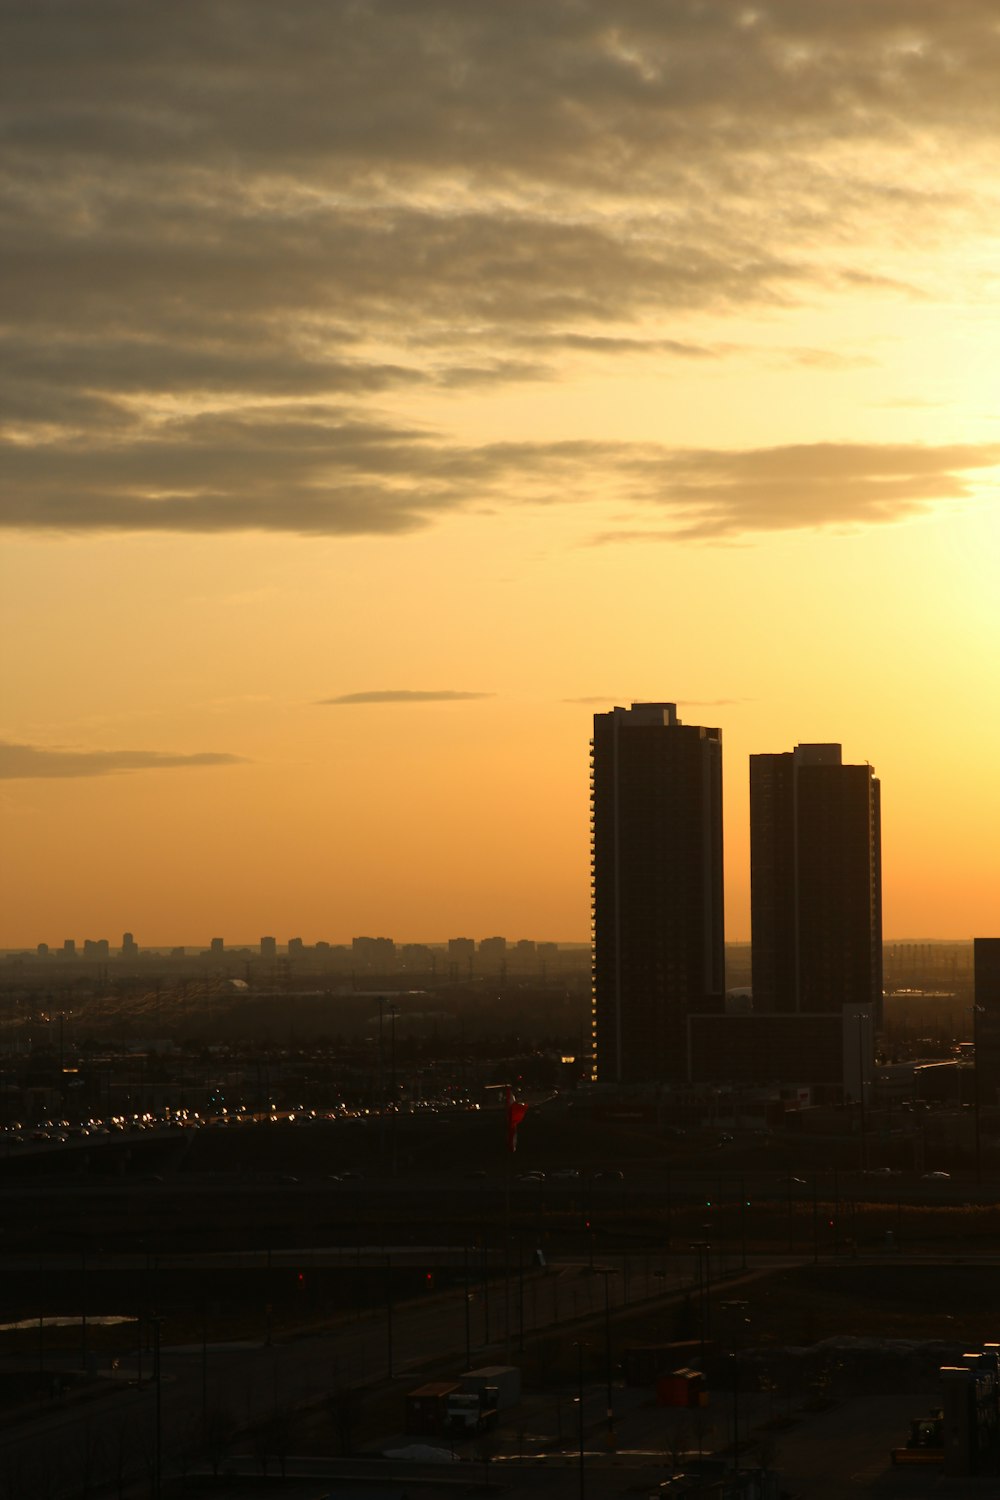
[486, 1082, 528, 1361]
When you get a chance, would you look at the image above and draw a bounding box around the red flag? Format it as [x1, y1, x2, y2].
[506, 1085, 528, 1152]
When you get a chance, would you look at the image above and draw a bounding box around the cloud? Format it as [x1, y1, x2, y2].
[319, 690, 494, 705]
[4, 426, 996, 542]
[590, 441, 1000, 542]
[778, 348, 879, 371]
[0, 742, 246, 780]
[505, 333, 723, 359]
[566, 695, 745, 707]
[9, 3, 1000, 191]
[679, 699, 747, 708]
[4, 3, 1000, 541]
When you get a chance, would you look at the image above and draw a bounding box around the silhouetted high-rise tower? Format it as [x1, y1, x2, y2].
[751, 743, 882, 1023]
[591, 702, 724, 1084]
[974, 938, 1000, 1110]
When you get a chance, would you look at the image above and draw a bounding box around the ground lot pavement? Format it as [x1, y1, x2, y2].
[184, 1386, 997, 1500]
[446, 1381, 998, 1499]
[772, 1392, 1000, 1499]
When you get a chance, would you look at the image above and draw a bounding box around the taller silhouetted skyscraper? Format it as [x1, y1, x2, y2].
[750, 742, 882, 1022]
[591, 702, 724, 1084]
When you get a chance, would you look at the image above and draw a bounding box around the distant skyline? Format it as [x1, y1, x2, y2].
[3, 4, 999, 944]
[6, 931, 981, 956]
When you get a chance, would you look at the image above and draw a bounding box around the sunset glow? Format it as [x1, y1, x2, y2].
[2, 3, 999, 946]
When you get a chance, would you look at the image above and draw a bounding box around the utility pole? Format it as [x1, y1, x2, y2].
[974, 1003, 984, 1186]
[720, 1300, 749, 1474]
[858, 1011, 869, 1171]
[389, 1004, 398, 1176]
[573, 1341, 589, 1500]
[385, 1254, 393, 1380]
[377, 997, 385, 1163]
[690, 1242, 711, 1352]
[152, 1314, 163, 1500]
[463, 1244, 471, 1368]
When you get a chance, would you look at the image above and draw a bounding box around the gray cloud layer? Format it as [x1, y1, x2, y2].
[320, 690, 493, 705]
[592, 442, 1000, 541]
[4, 2, 1000, 540]
[4, 423, 995, 540]
[0, 742, 246, 779]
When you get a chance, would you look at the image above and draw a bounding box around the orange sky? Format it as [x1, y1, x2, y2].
[2, 3, 999, 947]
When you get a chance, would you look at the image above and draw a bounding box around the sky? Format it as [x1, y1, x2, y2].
[2, 1, 999, 948]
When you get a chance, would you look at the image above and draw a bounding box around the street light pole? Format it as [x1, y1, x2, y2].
[594, 1267, 616, 1447]
[690, 1243, 710, 1352]
[974, 1002, 984, 1186]
[377, 997, 385, 1163]
[389, 1004, 398, 1176]
[574, 1341, 588, 1500]
[386, 1254, 394, 1380]
[720, 1300, 749, 1476]
[464, 1243, 471, 1369]
[604, 1273, 614, 1449]
[152, 1314, 163, 1500]
[857, 1011, 869, 1171]
[732, 1351, 740, 1471]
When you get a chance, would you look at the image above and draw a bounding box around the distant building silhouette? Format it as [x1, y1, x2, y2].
[478, 936, 507, 975]
[536, 940, 559, 979]
[62, 938, 76, 958]
[400, 943, 434, 971]
[352, 935, 395, 973]
[210, 937, 224, 956]
[590, 702, 724, 1084]
[121, 931, 138, 959]
[260, 935, 277, 961]
[974, 938, 1000, 1108]
[751, 742, 882, 1024]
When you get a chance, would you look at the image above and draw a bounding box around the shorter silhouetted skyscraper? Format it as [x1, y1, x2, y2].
[751, 742, 882, 1023]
